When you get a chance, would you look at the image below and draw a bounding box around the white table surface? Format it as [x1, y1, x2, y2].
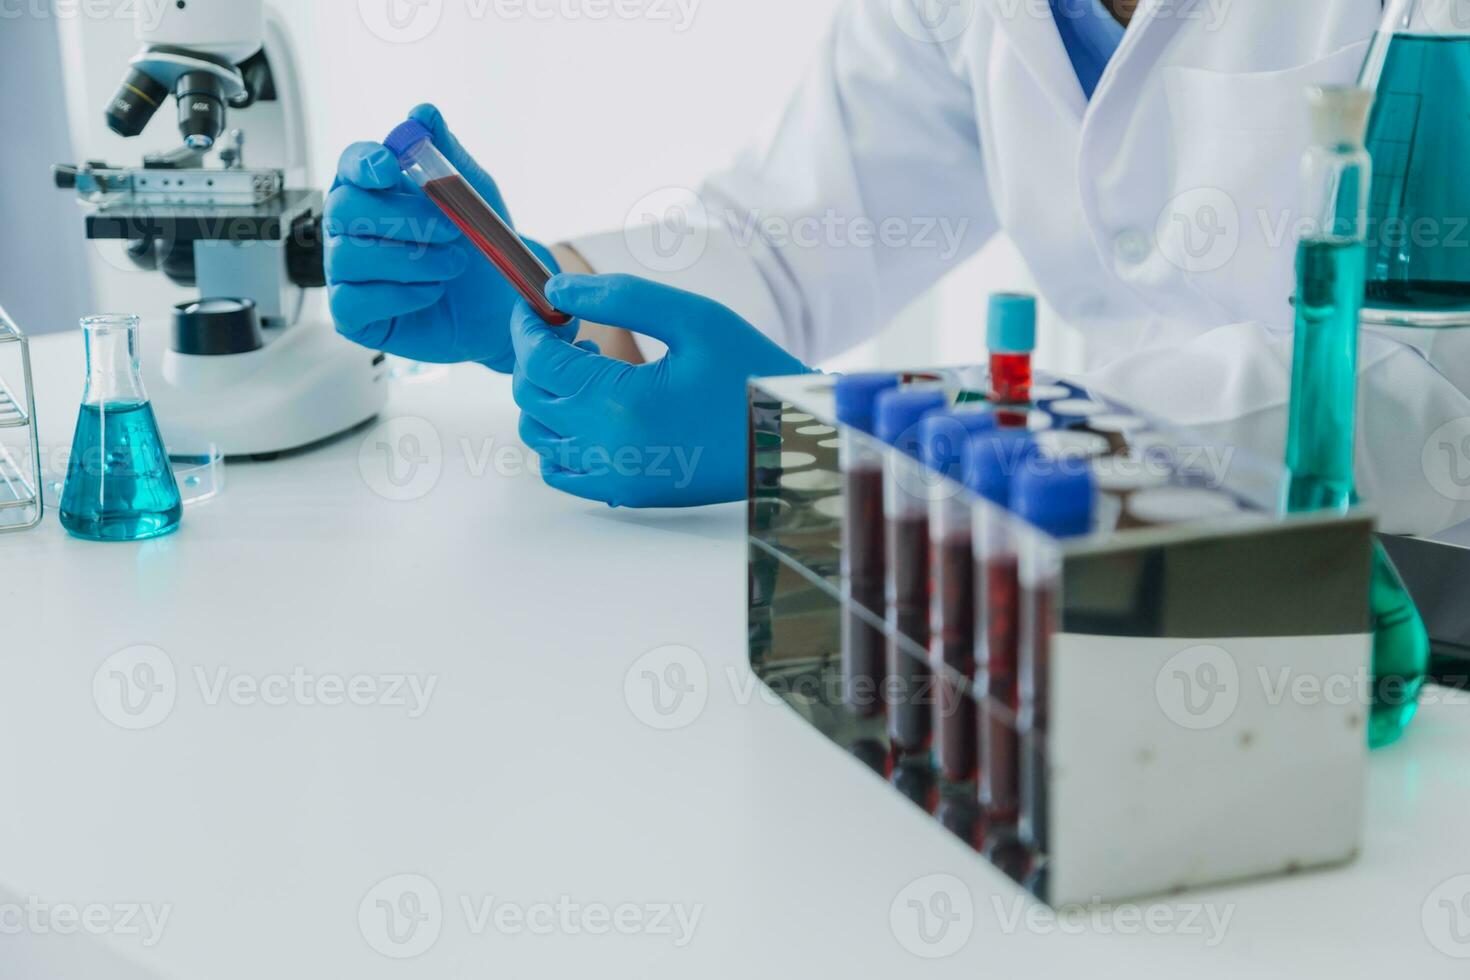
[2, 332, 1469, 979]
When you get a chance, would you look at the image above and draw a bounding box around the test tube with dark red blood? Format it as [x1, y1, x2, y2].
[918, 408, 1000, 784]
[384, 119, 571, 327]
[835, 374, 902, 718]
[875, 387, 949, 756]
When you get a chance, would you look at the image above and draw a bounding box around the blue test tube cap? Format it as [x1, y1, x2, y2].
[876, 388, 948, 459]
[920, 409, 999, 481]
[383, 119, 433, 164]
[834, 373, 901, 435]
[965, 430, 1038, 506]
[1013, 463, 1096, 539]
[989, 292, 1037, 354]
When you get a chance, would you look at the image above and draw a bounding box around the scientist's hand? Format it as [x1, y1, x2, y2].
[324, 103, 556, 373]
[512, 274, 811, 508]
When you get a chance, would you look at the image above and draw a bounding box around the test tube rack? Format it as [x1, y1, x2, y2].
[0, 306, 42, 533]
[747, 368, 1372, 908]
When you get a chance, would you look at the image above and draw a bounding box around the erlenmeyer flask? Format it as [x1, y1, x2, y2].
[1360, 0, 1470, 325]
[59, 315, 183, 542]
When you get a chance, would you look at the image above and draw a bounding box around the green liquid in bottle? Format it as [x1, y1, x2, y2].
[1365, 34, 1470, 312]
[1286, 237, 1429, 748]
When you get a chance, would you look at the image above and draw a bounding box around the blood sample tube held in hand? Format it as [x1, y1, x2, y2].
[384, 119, 571, 326]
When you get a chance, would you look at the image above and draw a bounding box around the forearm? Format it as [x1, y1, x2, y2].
[551, 243, 645, 365]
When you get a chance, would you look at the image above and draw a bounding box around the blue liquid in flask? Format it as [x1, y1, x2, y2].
[1364, 34, 1470, 312]
[59, 315, 183, 542]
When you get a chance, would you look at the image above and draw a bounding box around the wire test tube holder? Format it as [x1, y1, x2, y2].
[0, 305, 43, 533]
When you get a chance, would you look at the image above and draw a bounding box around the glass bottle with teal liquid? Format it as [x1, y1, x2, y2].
[59, 315, 183, 542]
[1286, 86, 1429, 748]
[1359, 0, 1470, 325]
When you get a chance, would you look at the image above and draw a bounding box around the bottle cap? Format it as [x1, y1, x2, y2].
[919, 409, 999, 481]
[1306, 85, 1373, 148]
[988, 293, 1037, 355]
[1013, 464, 1096, 538]
[876, 388, 948, 458]
[965, 430, 1038, 505]
[383, 119, 433, 164]
[834, 373, 901, 435]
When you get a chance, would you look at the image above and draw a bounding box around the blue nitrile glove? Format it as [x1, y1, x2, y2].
[324, 103, 557, 373]
[511, 274, 811, 508]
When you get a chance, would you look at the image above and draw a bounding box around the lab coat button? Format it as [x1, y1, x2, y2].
[1114, 229, 1152, 265]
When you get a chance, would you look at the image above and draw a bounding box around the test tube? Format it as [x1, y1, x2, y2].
[383, 119, 571, 326]
[966, 431, 1038, 832]
[920, 408, 1000, 784]
[876, 387, 949, 755]
[835, 373, 902, 717]
[1013, 463, 1096, 856]
[988, 294, 1037, 406]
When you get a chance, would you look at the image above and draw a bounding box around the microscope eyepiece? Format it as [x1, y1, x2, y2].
[105, 66, 169, 138]
[175, 71, 227, 150]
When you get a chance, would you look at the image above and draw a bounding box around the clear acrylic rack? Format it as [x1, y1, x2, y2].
[0, 306, 43, 533]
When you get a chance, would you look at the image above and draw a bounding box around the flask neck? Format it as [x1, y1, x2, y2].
[81, 317, 148, 406]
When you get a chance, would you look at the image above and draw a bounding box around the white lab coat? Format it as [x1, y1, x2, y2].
[574, 0, 1470, 535]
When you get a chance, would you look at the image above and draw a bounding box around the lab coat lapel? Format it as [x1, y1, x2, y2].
[978, 0, 1088, 120]
[1074, 0, 1196, 326]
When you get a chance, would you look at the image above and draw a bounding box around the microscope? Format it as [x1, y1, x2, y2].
[54, 0, 386, 458]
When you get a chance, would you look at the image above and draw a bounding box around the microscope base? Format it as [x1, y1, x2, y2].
[142, 319, 388, 458]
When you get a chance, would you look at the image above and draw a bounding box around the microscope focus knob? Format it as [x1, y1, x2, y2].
[173, 298, 265, 356]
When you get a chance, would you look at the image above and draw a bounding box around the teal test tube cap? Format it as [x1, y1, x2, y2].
[989, 293, 1037, 354]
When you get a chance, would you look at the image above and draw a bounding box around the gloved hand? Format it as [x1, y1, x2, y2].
[511, 274, 811, 508]
[324, 103, 557, 373]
